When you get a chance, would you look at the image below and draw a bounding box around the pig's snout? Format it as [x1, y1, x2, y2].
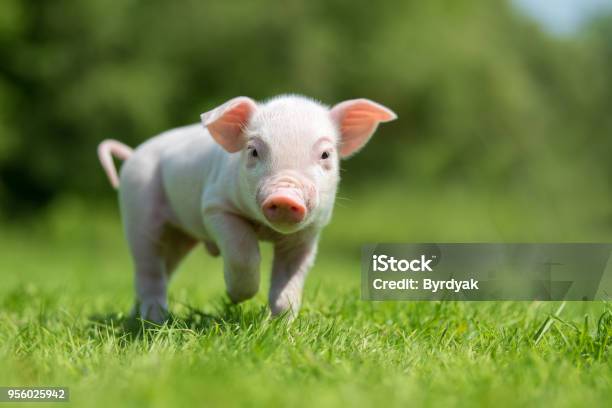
[262, 194, 306, 224]
[257, 172, 317, 230]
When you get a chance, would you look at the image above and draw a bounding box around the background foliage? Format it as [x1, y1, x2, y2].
[1, 0, 612, 222]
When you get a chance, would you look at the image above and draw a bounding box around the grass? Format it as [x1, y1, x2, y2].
[0, 188, 611, 407]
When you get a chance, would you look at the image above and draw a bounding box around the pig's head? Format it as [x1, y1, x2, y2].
[201, 95, 396, 234]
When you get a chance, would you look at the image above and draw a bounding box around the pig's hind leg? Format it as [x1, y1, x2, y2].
[128, 226, 195, 323]
[119, 159, 193, 323]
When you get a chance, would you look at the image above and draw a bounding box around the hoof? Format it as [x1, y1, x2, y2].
[131, 300, 169, 324]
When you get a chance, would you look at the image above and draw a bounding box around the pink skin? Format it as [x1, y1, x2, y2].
[262, 193, 306, 224]
[97, 140, 133, 188]
[98, 94, 396, 323]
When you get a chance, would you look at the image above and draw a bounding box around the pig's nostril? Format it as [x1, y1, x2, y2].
[270, 204, 278, 211]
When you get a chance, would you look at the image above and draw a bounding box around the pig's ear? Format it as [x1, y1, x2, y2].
[201, 96, 258, 153]
[330, 99, 397, 158]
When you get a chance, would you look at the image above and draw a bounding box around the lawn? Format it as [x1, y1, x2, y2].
[0, 188, 610, 407]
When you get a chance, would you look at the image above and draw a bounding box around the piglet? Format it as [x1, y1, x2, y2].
[98, 95, 396, 322]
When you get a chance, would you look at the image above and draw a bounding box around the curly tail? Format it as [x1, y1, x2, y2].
[97, 139, 133, 189]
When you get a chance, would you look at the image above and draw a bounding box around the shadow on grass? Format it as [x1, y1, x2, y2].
[86, 299, 275, 343]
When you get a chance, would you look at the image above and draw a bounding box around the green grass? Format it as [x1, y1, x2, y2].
[0, 189, 611, 407]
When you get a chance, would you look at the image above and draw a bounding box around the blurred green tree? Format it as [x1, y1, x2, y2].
[0, 0, 611, 217]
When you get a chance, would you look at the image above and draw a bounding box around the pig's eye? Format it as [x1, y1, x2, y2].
[250, 148, 259, 158]
[321, 151, 330, 160]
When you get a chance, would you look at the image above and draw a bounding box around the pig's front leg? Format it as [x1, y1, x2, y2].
[204, 211, 261, 303]
[269, 235, 319, 317]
